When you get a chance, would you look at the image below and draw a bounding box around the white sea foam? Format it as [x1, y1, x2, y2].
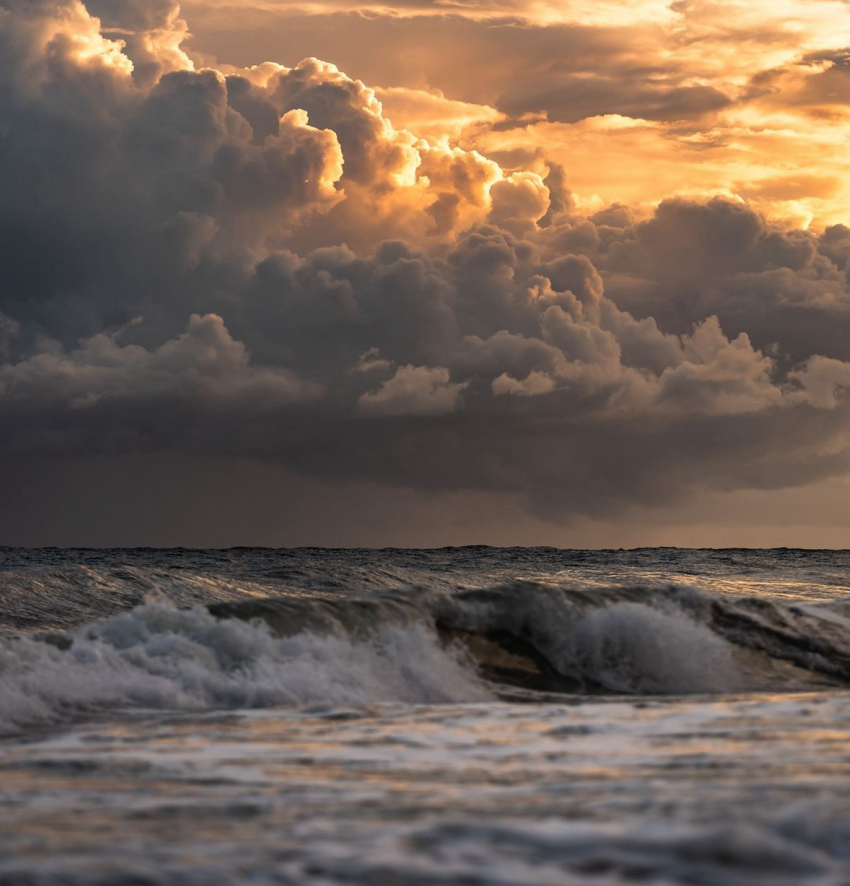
[564, 602, 742, 694]
[438, 585, 744, 694]
[0, 598, 490, 734]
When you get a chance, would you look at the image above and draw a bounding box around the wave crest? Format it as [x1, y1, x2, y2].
[0, 597, 490, 734]
[566, 602, 740, 694]
[3, 577, 850, 733]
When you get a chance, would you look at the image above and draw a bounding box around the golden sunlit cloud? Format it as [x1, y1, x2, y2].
[374, 87, 504, 141]
[179, 0, 850, 228]
[188, 0, 678, 27]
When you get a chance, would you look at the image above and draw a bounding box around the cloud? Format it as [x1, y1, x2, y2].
[374, 87, 504, 141]
[0, 314, 320, 412]
[791, 356, 850, 409]
[181, 0, 679, 29]
[585, 197, 850, 365]
[492, 370, 556, 397]
[2, 0, 850, 541]
[179, 0, 850, 227]
[359, 365, 468, 416]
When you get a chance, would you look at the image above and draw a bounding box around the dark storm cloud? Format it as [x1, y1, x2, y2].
[574, 198, 850, 366]
[2, 0, 850, 535]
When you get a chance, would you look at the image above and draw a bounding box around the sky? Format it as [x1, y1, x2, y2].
[1, 0, 850, 547]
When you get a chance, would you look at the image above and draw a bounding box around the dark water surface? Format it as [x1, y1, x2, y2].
[2, 547, 850, 884]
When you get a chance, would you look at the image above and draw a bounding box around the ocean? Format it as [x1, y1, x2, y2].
[2, 547, 850, 885]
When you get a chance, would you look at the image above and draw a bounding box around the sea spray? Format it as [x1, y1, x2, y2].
[0, 596, 489, 735]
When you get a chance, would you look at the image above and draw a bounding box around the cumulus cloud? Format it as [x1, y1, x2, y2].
[180, 0, 850, 228]
[492, 371, 556, 398]
[791, 357, 850, 410]
[2, 0, 850, 542]
[0, 314, 320, 411]
[359, 365, 468, 416]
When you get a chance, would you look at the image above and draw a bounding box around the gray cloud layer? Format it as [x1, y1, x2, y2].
[2, 0, 850, 541]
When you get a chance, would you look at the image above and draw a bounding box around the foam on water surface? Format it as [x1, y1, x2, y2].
[3, 693, 850, 885]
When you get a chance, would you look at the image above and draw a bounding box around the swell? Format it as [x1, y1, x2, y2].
[209, 583, 850, 695]
[5, 546, 850, 634]
[440, 584, 850, 693]
[2, 581, 850, 735]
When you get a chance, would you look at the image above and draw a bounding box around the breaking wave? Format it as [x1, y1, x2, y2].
[2, 577, 850, 734]
[0, 597, 490, 735]
[428, 582, 850, 694]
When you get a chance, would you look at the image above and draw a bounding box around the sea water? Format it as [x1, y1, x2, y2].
[1, 547, 850, 885]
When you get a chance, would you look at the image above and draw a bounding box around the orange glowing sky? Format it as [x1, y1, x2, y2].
[182, 0, 850, 229]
